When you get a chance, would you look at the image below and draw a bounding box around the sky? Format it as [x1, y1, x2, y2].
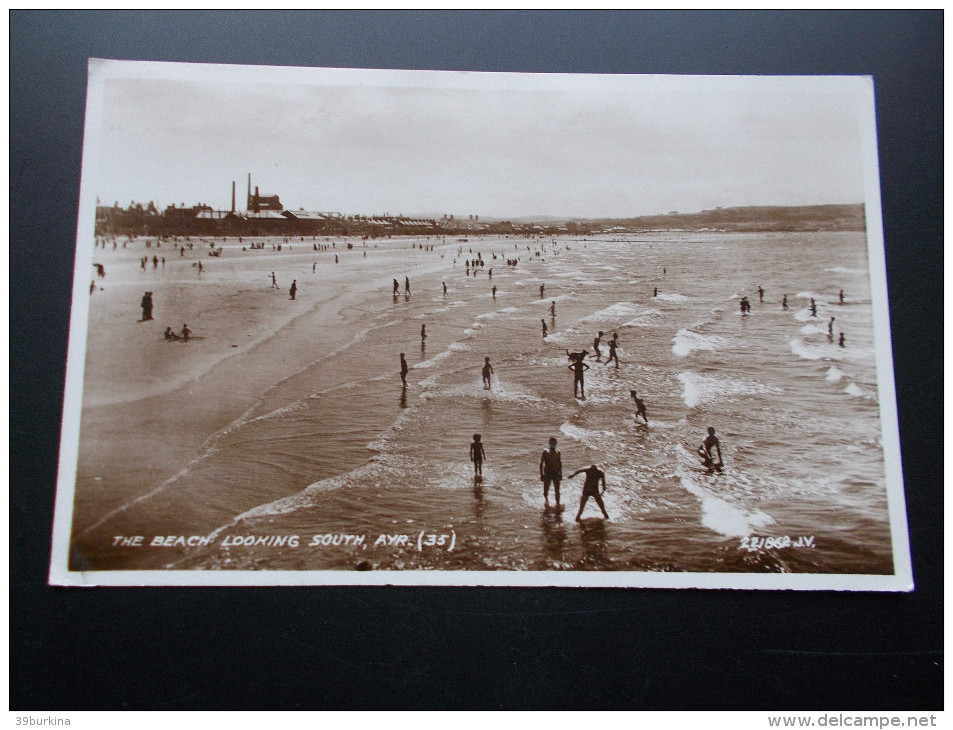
[88, 62, 875, 219]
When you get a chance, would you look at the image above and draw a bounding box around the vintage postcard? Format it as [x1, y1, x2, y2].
[50, 60, 912, 589]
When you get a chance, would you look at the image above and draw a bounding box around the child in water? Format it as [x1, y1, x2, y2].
[470, 434, 486, 477]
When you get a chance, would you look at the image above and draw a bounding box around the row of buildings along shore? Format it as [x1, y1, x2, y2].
[95, 175, 867, 238]
[95, 175, 585, 239]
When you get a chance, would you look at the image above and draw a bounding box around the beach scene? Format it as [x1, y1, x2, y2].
[52, 63, 908, 586]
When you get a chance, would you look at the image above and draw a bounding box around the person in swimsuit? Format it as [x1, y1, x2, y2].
[400, 353, 409, 388]
[539, 437, 563, 507]
[630, 390, 648, 424]
[569, 464, 609, 521]
[697, 427, 723, 473]
[605, 333, 619, 368]
[469, 434, 486, 477]
[482, 357, 494, 389]
[593, 331, 604, 361]
[569, 357, 590, 399]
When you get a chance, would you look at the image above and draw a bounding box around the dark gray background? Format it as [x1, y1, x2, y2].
[11, 11, 942, 710]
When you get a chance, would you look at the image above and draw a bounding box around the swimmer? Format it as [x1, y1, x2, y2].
[568, 356, 590, 399]
[469, 434, 486, 477]
[697, 427, 724, 473]
[482, 357, 494, 389]
[629, 390, 648, 424]
[569, 465, 609, 521]
[539, 438, 563, 507]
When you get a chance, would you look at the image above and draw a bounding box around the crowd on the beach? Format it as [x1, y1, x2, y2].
[93, 231, 850, 522]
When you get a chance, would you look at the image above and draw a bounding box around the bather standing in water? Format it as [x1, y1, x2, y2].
[569, 465, 609, 521]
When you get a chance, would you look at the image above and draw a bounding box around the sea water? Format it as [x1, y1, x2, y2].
[76, 231, 894, 574]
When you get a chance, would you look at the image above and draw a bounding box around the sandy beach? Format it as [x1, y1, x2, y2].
[73, 234, 450, 543]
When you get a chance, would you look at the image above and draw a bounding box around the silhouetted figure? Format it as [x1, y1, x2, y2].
[393, 279, 400, 294]
[697, 427, 723, 473]
[605, 333, 619, 368]
[810, 298, 817, 317]
[757, 286, 764, 302]
[400, 353, 409, 388]
[540, 438, 563, 507]
[828, 317, 835, 337]
[839, 289, 845, 305]
[421, 324, 427, 342]
[541, 319, 548, 337]
[443, 282, 448, 296]
[89, 281, 96, 295]
[782, 295, 788, 310]
[482, 357, 494, 389]
[164, 327, 179, 340]
[290, 280, 297, 300]
[593, 331, 603, 362]
[492, 286, 497, 299]
[140, 291, 153, 321]
[181, 323, 192, 342]
[838, 332, 846, 347]
[539, 284, 545, 298]
[569, 356, 590, 399]
[470, 434, 485, 477]
[405, 276, 410, 295]
[630, 390, 648, 424]
[550, 301, 556, 317]
[569, 465, 609, 521]
[270, 272, 279, 289]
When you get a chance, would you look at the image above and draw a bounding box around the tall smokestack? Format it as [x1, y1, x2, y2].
[231, 181, 236, 213]
[247, 173, 251, 211]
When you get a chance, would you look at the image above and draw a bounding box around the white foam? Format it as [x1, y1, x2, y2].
[678, 371, 776, 408]
[672, 329, 727, 358]
[826, 366, 845, 382]
[789, 339, 840, 362]
[577, 301, 643, 325]
[845, 382, 867, 397]
[655, 293, 688, 302]
[826, 266, 864, 275]
[799, 324, 828, 335]
[679, 473, 775, 538]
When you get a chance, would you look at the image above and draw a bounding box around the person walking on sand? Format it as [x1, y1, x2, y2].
[569, 356, 590, 399]
[399, 353, 409, 388]
[758, 286, 765, 302]
[469, 434, 486, 478]
[605, 333, 620, 368]
[593, 331, 604, 362]
[290, 280, 297, 300]
[140, 291, 153, 321]
[539, 438, 563, 507]
[270, 272, 279, 289]
[569, 465, 609, 521]
[697, 427, 723, 473]
[405, 276, 411, 295]
[482, 357, 494, 390]
[630, 389, 648, 424]
[393, 279, 400, 295]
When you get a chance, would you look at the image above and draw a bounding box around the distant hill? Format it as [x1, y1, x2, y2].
[588, 204, 866, 233]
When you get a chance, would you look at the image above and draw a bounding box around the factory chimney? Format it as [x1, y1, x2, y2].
[231, 181, 236, 213]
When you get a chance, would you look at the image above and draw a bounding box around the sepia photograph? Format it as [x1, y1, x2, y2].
[50, 60, 911, 589]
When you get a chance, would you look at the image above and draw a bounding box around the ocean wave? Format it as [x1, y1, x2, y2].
[826, 266, 865, 275]
[655, 293, 688, 302]
[789, 339, 840, 362]
[672, 329, 727, 358]
[677, 371, 777, 408]
[826, 366, 845, 382]
[577, 301, 643, 324]
[678, 473, 775, 538]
